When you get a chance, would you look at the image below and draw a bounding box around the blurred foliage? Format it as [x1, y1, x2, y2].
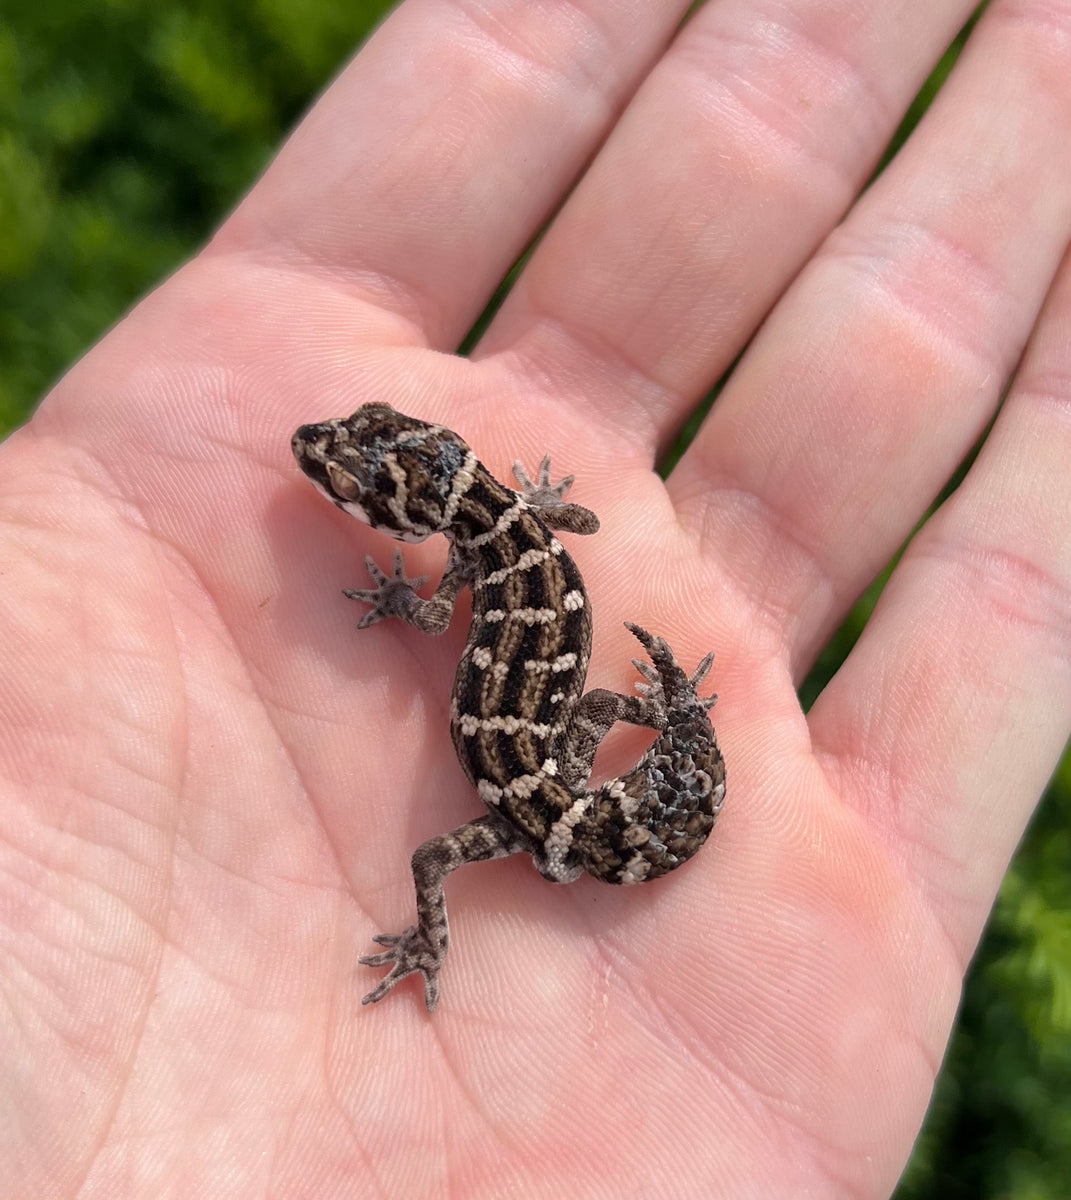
[0, 0, 394, 432]
[893, 760, 1071, 1200]
[0, 1, 1067, 1196]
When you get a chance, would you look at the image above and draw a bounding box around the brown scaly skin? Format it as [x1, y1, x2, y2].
[292, 403, 725, 1011]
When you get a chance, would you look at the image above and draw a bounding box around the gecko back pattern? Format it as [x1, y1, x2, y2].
[292, 403, 725, 1011]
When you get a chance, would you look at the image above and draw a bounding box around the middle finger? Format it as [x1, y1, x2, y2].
[477, 0, 977, 445]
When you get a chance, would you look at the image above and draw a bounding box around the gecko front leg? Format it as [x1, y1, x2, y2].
[512, 455, 599, 534]
[344, 542, 475, 634]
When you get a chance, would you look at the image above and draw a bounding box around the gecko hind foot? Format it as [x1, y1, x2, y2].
[624, 622, 717, 714]
[630, 657, 670, 729]
[359, 926, 443, 1011]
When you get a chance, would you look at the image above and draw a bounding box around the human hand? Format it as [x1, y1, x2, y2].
[2, 0, 1069, 1196]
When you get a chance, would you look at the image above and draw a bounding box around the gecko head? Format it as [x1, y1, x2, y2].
[292, 403, 477, 542]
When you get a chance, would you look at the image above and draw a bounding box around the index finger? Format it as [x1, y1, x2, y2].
[212, 0, 695, 349]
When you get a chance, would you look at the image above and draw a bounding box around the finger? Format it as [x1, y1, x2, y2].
[477, 0, 978, 443]
[668, 0, 1071, 668]
[212, 0, 694, 348]
[809, 242, 1071, 966]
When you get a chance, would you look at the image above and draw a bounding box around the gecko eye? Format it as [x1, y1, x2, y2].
[326, 460, 363, 502]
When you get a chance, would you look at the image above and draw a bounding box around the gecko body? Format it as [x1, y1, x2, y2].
[292, 403, 724, 1010]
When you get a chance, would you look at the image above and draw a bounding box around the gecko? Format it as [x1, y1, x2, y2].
[291, 403, 725, 1011]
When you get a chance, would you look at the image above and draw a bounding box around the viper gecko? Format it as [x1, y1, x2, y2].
[291, 403, 725, 1011]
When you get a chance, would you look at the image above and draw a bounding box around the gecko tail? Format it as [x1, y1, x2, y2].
[577, 624, 726, 884]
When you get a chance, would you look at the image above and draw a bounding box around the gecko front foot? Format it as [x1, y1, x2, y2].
[512, 454, 599, 535]
[359, 926, 443, 1011]
[343, 549, 429, 629]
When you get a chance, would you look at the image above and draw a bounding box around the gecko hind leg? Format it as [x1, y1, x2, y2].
[359, 813, 527, 1011]
[556, 684, 668, 792]
[555, 624, 717, 792]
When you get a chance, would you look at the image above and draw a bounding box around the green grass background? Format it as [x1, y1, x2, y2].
[1, 2, 1067, 1195]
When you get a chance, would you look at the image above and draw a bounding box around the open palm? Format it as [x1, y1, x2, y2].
[3, 1, 1070, 1197]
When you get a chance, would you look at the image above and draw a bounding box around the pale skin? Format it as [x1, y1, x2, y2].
[2, 0, 1070, 1195]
